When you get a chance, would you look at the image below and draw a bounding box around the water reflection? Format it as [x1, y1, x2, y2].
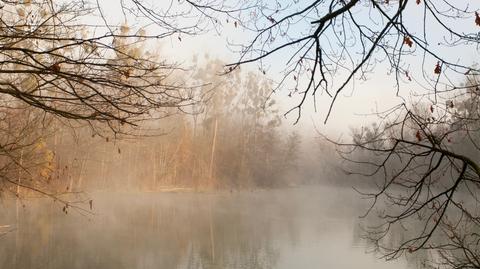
[0, 186, 407, 269]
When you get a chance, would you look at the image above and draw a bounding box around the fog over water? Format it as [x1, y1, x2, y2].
[0, 186, 407, 269]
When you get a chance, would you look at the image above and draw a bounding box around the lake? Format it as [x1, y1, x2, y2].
[0, 185, 407, 269]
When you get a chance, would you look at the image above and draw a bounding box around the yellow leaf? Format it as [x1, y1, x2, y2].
[17, 8, 26, 17]
[120, 23, 130, 34]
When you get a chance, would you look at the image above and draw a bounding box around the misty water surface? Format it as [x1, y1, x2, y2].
[0, 186, 407, 269]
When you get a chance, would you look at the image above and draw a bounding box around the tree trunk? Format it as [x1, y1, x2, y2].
[100, 143, 107, 189]
[75, 154, 87, 191]
[14, 149, 24, 268]
[208, 118, 218, 188]
[152, 148, 157, 191]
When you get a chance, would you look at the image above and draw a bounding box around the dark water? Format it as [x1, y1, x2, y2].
[0, 186, 406, 269]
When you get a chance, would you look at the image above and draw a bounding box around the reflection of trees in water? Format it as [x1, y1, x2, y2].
[178, 193, 289, 269]
[186, 238, 279, 269]
[0, 191, 309, 269]
[355, 200, 471, 269]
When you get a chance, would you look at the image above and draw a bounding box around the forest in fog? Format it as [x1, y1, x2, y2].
[3, 57, 332, 196]
[49, 59, 304, 192]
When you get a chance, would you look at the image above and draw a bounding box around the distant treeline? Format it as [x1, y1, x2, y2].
[1, 59, 311, 195]
[51, 60, 305, 191]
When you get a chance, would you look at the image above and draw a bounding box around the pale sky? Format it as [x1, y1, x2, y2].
[96, 0, 480, 137]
